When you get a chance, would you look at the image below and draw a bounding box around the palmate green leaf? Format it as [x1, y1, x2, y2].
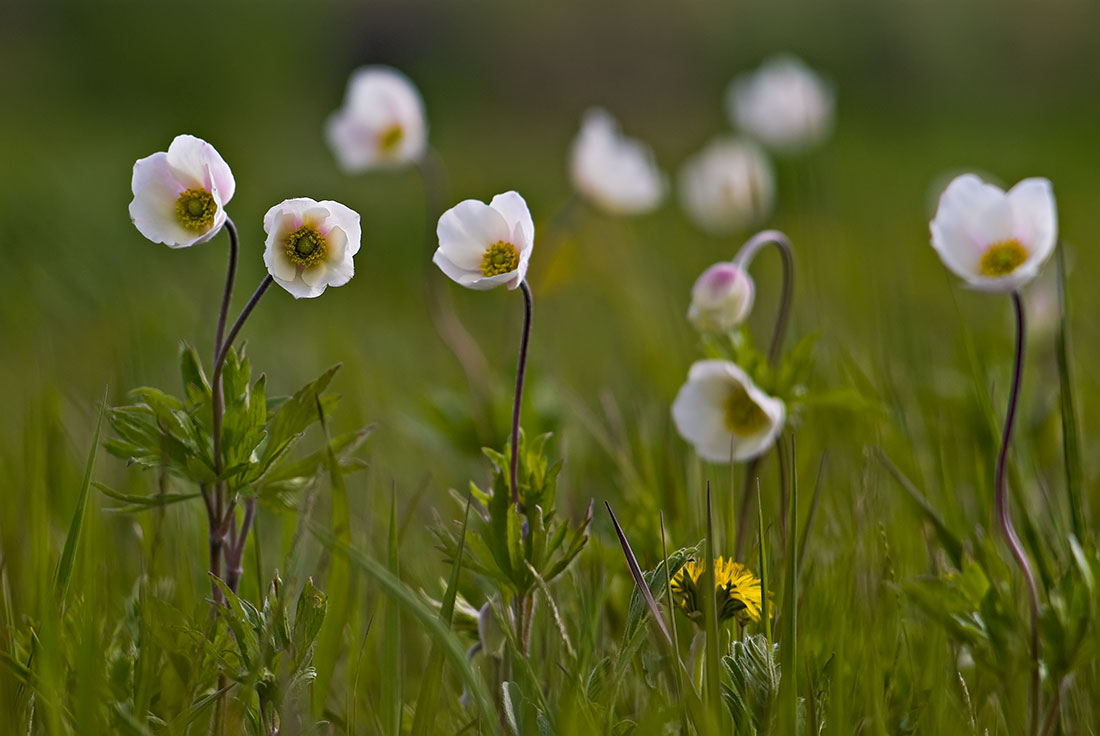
[292, 577, 327, 667]
[179, 341, 211, 405]
[93, 482, 200, 512]
[261, 364, 342, 467]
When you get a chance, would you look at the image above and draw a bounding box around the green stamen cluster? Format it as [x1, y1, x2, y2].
[378, 124, 404, 153]
[724, 385, 769, 436]
[480, 241, 519, 277]
[284, 225, 328, 268]
[175, 188, 217, 232]
[979, 239, 1028, 277]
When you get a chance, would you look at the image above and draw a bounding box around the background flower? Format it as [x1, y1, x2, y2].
[263, 198, 361, 299]
[434, 191, 534, 290]
[688, 262, 755, 333]
[726, 54, 834, 153]
[129, 134, 235, 248]
[569, 108, 665, 215]
[671, 360, 785, 463]
[930, 174, 1057, 293]
[679, 138, 775, 235]
[325, 66, 428, 172]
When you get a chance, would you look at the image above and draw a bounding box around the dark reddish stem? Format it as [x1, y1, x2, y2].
[998, 292, 1041, 734]
[509, 281, 533, 508]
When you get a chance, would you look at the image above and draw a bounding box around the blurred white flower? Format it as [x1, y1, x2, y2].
[727, 55, 834, 153]
[679, 138, 774, 234]
[930, 174, 1057, 293]
[688, 262, 755, 333]
[672, 360, 785, 463]
[434, 191, 534, 291]
[325, 66, 428, 172]
[129, 134, 235, 248]
[569, 108, 665, 215]
[263, 198, 361, 299]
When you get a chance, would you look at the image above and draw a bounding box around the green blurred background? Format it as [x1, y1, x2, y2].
[1, 0, 1099, 726]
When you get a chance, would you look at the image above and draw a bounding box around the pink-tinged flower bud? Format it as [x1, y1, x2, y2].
[688, 262, 755, 333]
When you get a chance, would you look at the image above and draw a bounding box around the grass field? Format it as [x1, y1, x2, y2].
[2, 1, 1099, 733]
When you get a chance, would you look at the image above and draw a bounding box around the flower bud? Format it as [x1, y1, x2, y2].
[688, 262, 755, 333]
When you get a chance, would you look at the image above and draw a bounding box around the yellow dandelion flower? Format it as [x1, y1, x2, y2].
[670, 556, 763, 624]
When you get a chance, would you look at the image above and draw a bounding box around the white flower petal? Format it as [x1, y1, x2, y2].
[437, 199, 511, 270]
[326, 65, 428, 172]
[165, 135, 235, 202]
[1007, 178, 1057, 261]
[930, 173, 1058, 292]
[727, 55, 834, 153]
[490, 191, 535, 250]
[569, 109, 665, 215]
[263, 197, 362, 299]
[672, 360, 784, 464]
[130, 153, 189, 245]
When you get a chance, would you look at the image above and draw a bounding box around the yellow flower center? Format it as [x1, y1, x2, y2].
[724, 385, 769, 436]
[284, 225, 327, 268]
[979, 239, 1028, 277]
[175, 188, 216, 232]
[379, 124, 404, 153]
[480, 241, 519, 277]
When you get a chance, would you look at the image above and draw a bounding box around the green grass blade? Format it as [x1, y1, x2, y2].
[309, 521, 499, 735]
[703, 484, 721, 718]
[382, 488, 403, 736]
[311, 397, 357, 719]
[411, 494, 472, 736]
[779, 437, 798, 732]
[1055, 244, 1087, 541]
[875, 449, 964, 567]
[756, 479, 771, 648]
[54, 387, 107, 606]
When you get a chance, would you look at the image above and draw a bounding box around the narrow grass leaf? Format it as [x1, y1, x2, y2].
[875, 449, 964, 567]
[54, 387, 107, 606]
[410, 493, 472, 736]
[1055, 245, 1087, 541]
[382, 488, 403, 736]
[309, 522, 500, 735]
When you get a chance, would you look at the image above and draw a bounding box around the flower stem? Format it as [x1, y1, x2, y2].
[999, 292, 1042, 735]
[510, 281, 534, 508]
[208, 274, 274, 606]
[731, 230, 795, 556]
[207, 220, 239, 606]
[733, 229, 795, 365]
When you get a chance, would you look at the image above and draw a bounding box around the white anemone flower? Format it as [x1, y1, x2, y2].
[569, 108, 666, 215]
[325, 66, 428, 172]
[434, 191, 534, 291]
[930, 174, 1057, 293]
[263, 198, 361, 299]
[688, 262, 755, 333]
[679, 138, 774, 235]
[672, 360, 785, 463]
[129, 134, 235, 248]
[727, 55, 834, 153]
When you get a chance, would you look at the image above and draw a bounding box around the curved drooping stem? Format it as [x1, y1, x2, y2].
[510, 281, 534, 508]
[733, 229, 795, 366]
[998, 292, 1042, 735]
[732, 230, 796, 557]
